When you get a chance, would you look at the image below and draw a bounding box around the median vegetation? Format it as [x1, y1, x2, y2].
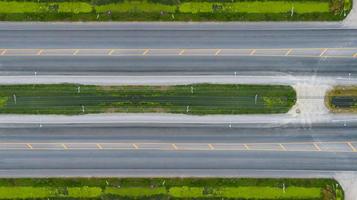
[0, 0, 351, 21]
[0, 84, 296, 115]
[326, 85, 357, 113]
[0, 177, 344, 199]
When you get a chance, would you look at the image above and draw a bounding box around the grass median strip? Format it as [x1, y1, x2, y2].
[326, 86, 357, 113]
[0, 178, 344, 199]
[0, 84, 296, 115]
[0, 0, 351, 21]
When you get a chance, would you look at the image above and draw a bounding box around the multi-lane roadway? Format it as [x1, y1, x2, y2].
[0, 123, 356, 177]
[0, 23, 356, 186]
[0, 23, 356, 76]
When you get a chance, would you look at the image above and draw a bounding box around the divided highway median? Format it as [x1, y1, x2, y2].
[0, 84, 296, 115]
[0, 178, 344, 199]
[326, 86, 357, 113]
[0, 0, 351, 21]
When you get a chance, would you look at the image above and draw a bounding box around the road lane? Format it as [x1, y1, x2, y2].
[0, 56, 356, 76]
[1, 28, 356, 49]
[1, 48, 356, 58]
[0, 124, 356, 174]
[0, 23, 355, 76]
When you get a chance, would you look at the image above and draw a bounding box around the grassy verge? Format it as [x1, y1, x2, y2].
[0, 0, 351, 21]
[0, 84, 296, 115]
[326, 86, 357, 113]
[0, 178, 344, 199]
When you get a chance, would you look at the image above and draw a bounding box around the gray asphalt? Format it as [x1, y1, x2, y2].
[0, 123, 356, 143]
[1, 123, 357, 174]
[1, 27, 356, 49]
[0, 56, 356, 76]
[0, 23, 356, 76]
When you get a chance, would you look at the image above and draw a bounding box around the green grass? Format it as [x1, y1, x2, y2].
[325, 86, 357, 113]
[0, 178, 343, 199]
[96, 2, 177, 13]
[0, 1, 92, 13]
[179, 2, 330, 13]
[0, 0, 351, 21]
[0, 84, 296, 115]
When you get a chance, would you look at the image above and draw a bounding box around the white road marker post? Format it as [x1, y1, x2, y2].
[82, 105, 85, 113]
[13, 94, 16, 104]
[255, 94, 258, 104]
[186, 106, 190, 113]
[77, 86, 81, 94]
[191, 86, 194, 94]
[291, 6, 294, 16]
[283, 183, 285, 193]
[349, 73, 351, 80]
[234, 71, 237, 77]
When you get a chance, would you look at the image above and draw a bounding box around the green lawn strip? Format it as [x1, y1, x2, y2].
[105, 187, 167, 196]
[325, 85, 357, 113]
[0, 178, 343, 199]
[0, 0, 350, 21]
[0, 84, 296, 115]
[179, 2, 330, 13]
[0, 187, 59, 199]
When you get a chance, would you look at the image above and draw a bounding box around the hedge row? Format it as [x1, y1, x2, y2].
[0, 11, 347, 21]
[0, 178, 343, 200]
[0, 178, 341, 188]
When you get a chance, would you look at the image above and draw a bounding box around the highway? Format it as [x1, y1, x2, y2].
[0, 23, 356, 76]
[0, 123, 356, 176]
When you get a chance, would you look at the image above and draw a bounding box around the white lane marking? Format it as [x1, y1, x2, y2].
[172, 144, 178, 150]
[142, 49, 149, 55]
[215, 49, 222, 56]
[244, 144, 250, 150]
[1, 49, 7, 55]
[96, 144, 103, 149]
[319, 48, 328, 57]
[132, 144, 139, 149]
[347, 142, 357, 152]
[285, 49, 292, 56]
[26, 144, 33, 149]
[208, 144, 215, 150]
[62, 144, 68, 150]
[37, 49, 43, 55]
[108, 49, 115, 55]
[73, 49, 79, 55]
[279, 144, 287, 151]
[313, 143, 322, 151]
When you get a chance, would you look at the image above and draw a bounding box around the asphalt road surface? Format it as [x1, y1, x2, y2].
[0, 56, 356, 76]
[0, 123, 357, 176]
[0, 23, 356, 76]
